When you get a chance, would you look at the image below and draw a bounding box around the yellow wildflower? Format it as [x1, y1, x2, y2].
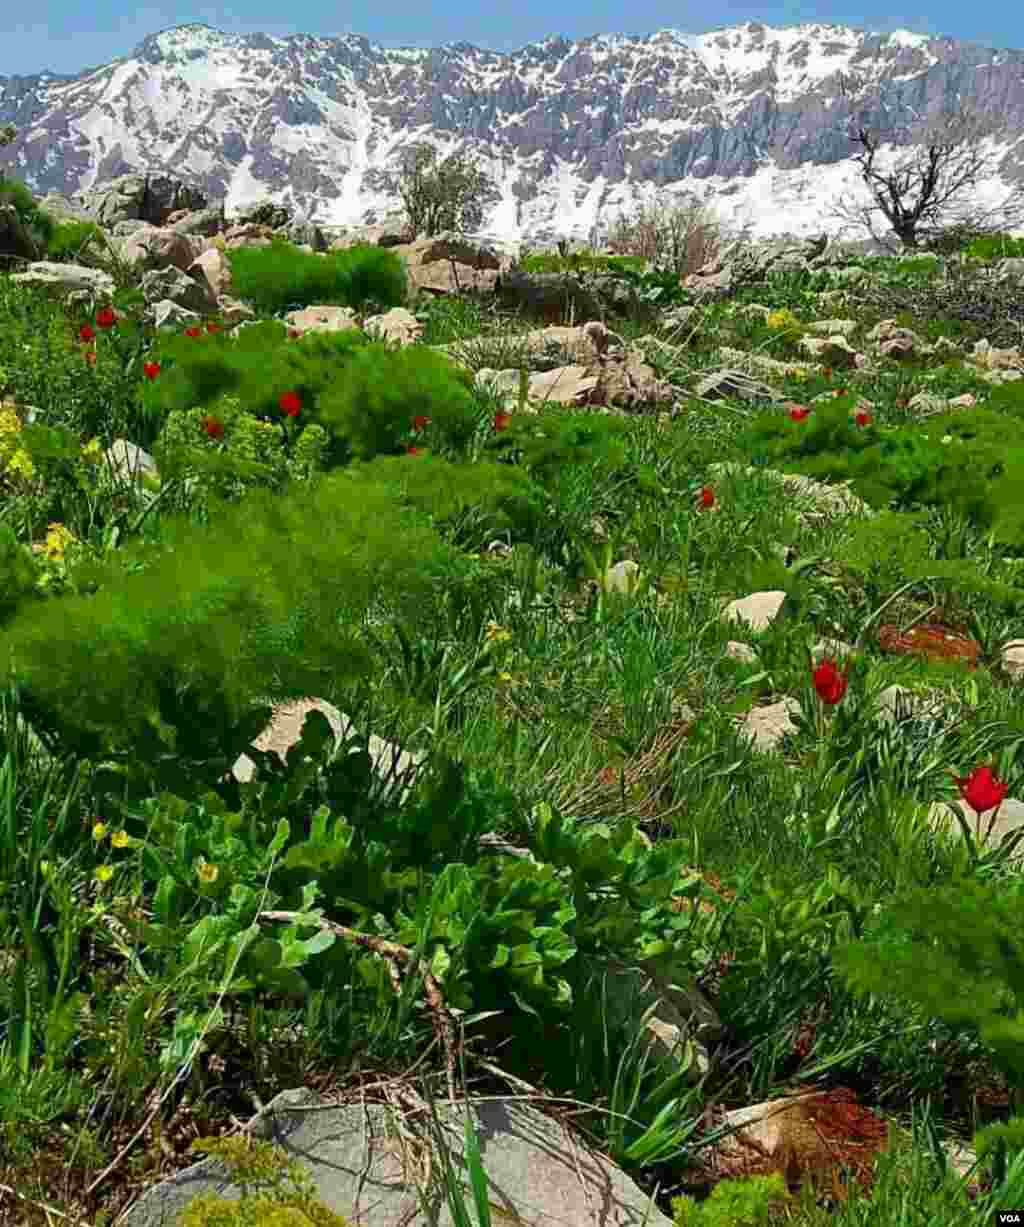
[111, 830, 131, 849]
[92, 821, 108, 841]
[6, 447, 35, 481]
[766, 308, 801, 331]
[0, 406, 21, 464]
[95, 865, 114, 883]
[196, 861, 219, 884]
[45, 522, 78, 561]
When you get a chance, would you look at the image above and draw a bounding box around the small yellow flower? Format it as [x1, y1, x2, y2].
[95, 865, 114, 883]
[766, 308, 801, 331]
[92, 821, 109, 841]
[81, 437, 103, 462]
[0, 406, 21, 461]
[497, 671, 514, 684]
[44, 522, 77, 561]
[111, 830, 131, 849]
[6, 447, 35, 480]
[196, 861, 219, 884]
[485, 621, 513, 645]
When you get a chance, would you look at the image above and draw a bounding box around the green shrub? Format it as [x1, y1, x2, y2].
[518, 250, 647, 277]
[671, 1173, 791, 1226]
[0, 522, 45, 626]
[342, 452, 550, 555]
[0, 465, 477, 793]
[972, 378, 1024, 422]
[829, 509, 1024, 616]
[137, 318, 368, 456]
[0, 178, 57, 259]
[962, 233, 1024, 263]
[150, 395, 329, 511]
[736, 397, 1018, 537]
[835, 876, 1024, 1108]
[221, 239, 408, 315]
[312, 341, 480, 461]
[43, 218, 108, 265]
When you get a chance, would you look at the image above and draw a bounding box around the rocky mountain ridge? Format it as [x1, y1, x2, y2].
[1, 20, 1024, 246]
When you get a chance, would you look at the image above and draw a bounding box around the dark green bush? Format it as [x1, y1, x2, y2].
[221, 239, 408, 315]
[736, 397, 1012, 531]
[0, 178, 57, 260]
[0, 523, 44, 626]
[43, 218, 108, 265]
[0, 467, 478, 799]
[341, 452, 551, 556]
[138, 320, 368, 453]
[312, 342, 480, 461]
[962, 233, 1024, 262]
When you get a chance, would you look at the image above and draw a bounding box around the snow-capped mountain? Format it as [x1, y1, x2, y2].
[2, 19, 1024, 246]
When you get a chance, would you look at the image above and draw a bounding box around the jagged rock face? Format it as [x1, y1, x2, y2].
[1, 20, 1023, 246]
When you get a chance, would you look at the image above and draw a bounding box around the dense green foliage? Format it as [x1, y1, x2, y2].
[0, 469, 477, 792]
[40, 217, 109, 266]
[221, 238, 409, 316]
[519, 249, 649, 277]
[672, 1174, 791, 1226]
[734, 397, 1024, 549]
[0, 177, 58, 258]
[962, 232, 1024, 262]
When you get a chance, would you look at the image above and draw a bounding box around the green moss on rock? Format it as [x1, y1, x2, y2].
[174, 1135, 353, 1227]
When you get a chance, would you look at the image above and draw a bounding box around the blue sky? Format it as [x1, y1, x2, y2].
[3, 2, 1022, 78]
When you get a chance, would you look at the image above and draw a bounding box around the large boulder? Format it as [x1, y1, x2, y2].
[494, 268, 606, 322]
[71, 172, 208, 228]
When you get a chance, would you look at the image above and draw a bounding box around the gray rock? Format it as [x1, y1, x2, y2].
[119, 1092, 674, 1227]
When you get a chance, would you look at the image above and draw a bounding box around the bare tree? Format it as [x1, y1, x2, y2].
[824, 71, 1024, 254]
[381, 143, 491, 239]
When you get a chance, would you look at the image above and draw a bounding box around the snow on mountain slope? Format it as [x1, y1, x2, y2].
[1, 19, 1023, 246]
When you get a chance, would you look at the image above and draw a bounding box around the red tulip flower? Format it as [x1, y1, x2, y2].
[789, 406, 810, 422]
[698, 485, 716, 510]
[954, 764, 1010, 844]
[955, 765, 1008, 815]
[813, 658, 848, 706]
